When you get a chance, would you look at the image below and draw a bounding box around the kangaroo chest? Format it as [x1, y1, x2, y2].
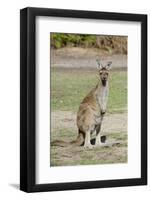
[91, 85, 108, 124]
[97, 85, 109, 111]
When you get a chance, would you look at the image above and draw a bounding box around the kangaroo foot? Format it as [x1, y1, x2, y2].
[90, 135, 107, 145]
[94, 142, 104, 148]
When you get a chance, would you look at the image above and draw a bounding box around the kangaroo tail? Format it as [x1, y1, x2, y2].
[51, 130, 84, 147]
[51, 139, 69, 147]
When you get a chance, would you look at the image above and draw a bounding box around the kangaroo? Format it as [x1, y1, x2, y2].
[51, 60, 112, 148]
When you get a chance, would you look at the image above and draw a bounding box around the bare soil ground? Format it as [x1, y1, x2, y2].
[51, 47, 127, 69]
[50, 111, 127, 166]
[51, 111, 127, 134]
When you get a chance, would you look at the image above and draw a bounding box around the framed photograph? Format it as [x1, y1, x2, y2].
[20, 7, 147, 192]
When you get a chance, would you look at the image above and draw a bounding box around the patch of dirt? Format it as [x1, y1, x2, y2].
[50, 111, 127, 166]
[51, 144, 127, 166]
[51, 111, 127, 135]
[51, 47, 127, 69]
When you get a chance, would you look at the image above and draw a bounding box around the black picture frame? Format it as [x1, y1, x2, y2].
[20, 7, 147, 192]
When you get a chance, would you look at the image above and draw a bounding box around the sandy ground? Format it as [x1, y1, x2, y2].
[50, 111, 127, 166]
[51, 48, 127, 69]
[51, 111, 127, 135]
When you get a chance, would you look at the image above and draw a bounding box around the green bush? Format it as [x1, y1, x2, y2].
[50, 33, 127, 54]
[51, 33, 97, 48]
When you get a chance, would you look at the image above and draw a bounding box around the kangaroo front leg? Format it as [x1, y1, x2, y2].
[84, 130, 93, 149]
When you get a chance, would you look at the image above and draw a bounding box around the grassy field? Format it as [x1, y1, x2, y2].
[51, 68, 127, 113]
[50, 67, 127, 166]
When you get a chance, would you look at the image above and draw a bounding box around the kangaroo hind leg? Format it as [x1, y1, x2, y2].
[84, 130, 94, 149]
[95, 119, 105, 147]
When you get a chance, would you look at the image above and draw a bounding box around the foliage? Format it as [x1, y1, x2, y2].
[51, 33, 96, 48]
[51, 33, 127, 54]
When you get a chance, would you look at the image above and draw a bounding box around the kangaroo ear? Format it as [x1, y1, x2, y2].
[105, 61, 112, 70]
[96, 59, 103, 69]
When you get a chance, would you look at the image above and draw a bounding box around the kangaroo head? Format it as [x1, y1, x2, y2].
[96, 59, 112, 86]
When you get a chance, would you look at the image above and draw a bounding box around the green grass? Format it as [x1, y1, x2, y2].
[51, 68, 127, 113]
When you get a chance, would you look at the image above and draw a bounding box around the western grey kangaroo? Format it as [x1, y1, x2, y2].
[51, 60, 112, 148]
